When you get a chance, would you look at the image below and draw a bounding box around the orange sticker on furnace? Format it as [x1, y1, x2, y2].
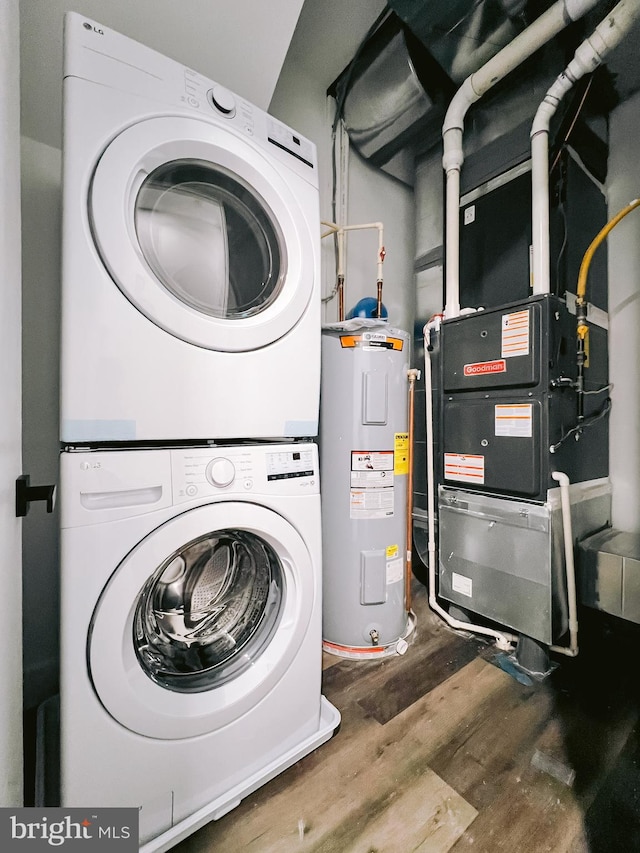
[444, 453, 485, 484]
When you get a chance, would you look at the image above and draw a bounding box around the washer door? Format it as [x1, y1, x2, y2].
[88, 502, 314, 739]
[90, 116, 315, 352]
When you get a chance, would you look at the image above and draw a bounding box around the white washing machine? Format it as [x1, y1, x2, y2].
[60, 12, 321, 444]
[59, 443, 339, 851]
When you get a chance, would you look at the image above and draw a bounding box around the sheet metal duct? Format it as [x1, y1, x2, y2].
[388, 0, 529, 84]
[332, 3, 536, 184]
[332, 1, 614, 186]
[331, 14, 454, 185]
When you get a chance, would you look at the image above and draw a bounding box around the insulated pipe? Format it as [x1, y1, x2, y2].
[320, 220, 385, 320]
[531, 0, 640, 294]
[549, 471, 579, 657]
[376, 279, 384, 320]
[337, 275, 345, 322]
[341, 222, 386, 314]
[442, 0, 601, 319]
[406, 368, 420, 614]
[423, 320, 517, 650]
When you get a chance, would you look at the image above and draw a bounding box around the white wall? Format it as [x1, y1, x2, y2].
[21, 136, 62, 709]
[607, 90, 640, 534]
[0, 0, 24, 806]
[270, 58, 415, 334]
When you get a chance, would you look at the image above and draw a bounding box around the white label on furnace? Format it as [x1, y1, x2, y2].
[351, 451, 393, 472]
[464, 205, 476, 225]
[495, 403, 533, 437]
[444, 453, 485, 484]
[386, 557, 404, 584]
[452, 572, 473, 598]
[350, 487, 394, 519]
[501, 309, 530, 358]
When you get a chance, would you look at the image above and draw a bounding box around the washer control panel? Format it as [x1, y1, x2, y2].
[266, 448, 315, 481]
[171, 444, 318, 503]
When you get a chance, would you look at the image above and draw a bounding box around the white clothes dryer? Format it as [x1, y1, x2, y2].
[60, 12, 321, 444]
[59, 443, 339, 852]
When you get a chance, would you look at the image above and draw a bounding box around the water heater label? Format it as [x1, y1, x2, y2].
[394, 433, 409, 474]
[495, 403, 532, 437]
[351, 469, 392, 488]
[386, 557, 404, 584]
[444, 453, 485, 484]
[340, 334, 404, 351]
[463, 359, 506, 377]
[351, 450, 393, 471]
[501, 309, 530, 358]
[350, 487, 394, 519]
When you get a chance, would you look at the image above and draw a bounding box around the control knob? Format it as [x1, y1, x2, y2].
[205, 457, 236, 488]
[209, 85, 236, 116]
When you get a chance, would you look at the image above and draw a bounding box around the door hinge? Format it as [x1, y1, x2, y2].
[15, 474, 56, 517]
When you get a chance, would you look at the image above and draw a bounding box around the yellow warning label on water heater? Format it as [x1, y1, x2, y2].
[386, 544, 399, 559]
[394, 433, 409, 475]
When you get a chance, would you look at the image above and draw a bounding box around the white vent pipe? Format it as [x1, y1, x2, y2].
[531, 0, 640, 294]
[549, 471, 579, 656]
[442, 0, 601, 319]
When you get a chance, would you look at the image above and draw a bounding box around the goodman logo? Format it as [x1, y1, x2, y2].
[1, 808, 138, 850]
[463, 359, 506, 377]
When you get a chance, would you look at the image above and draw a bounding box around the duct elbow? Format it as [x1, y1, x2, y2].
[552, 470, 570, 488]
[533, 68, 579, 135]
[442, 78, 477, 137]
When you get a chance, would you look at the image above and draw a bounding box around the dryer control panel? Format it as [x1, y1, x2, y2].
[64, 11, 319, 185]
[171, 443, 319, 503]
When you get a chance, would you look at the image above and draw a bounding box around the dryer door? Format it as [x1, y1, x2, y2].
[88, 501, 315, 739]
[89, 116, 315, 352]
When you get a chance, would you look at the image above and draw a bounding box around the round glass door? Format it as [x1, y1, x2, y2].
[89, 116, 315, 352]
[134, 528, 283, 693]
[88, 501, 314, 739]
[134, 160, 285, 321]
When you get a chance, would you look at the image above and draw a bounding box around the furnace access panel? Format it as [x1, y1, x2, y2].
[439, 295, 608, 501]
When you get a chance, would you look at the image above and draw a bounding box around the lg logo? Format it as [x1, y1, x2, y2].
[83, 22, 104, 34]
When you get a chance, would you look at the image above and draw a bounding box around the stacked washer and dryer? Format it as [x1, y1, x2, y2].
[58, 13, 339, 852]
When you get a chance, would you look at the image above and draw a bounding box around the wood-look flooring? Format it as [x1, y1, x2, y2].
[172, 578, 640, 853]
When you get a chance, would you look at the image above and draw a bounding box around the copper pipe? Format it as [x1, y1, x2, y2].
[376, 279, 383, 319]
[337, 275, 345, 322]
[405, 369, 419, 613]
